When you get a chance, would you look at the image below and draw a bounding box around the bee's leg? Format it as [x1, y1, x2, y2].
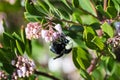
[53, 53, 63, 60]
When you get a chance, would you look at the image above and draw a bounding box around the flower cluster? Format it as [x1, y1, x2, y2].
[11, 56, 35, 80]
[0, 71, 7, 80]
[41, 24, 63, 42]
[25, 22, 63, 42]
[25, 22, 42, 40]
[107, 35, 120, 48]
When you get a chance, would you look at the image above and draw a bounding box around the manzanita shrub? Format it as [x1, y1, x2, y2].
[0, 0, 120, 80]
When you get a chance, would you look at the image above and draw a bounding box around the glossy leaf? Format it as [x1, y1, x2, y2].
[80, 69, 93, 80]
[33, 0, 48, 15]
[72, 47, 90, 70]
[83, 27, 104, 50]
[15, 40, 24, 55]
[83, 26, 97, 40]
[91, 36, 104, 50]
[69, 25, 84, 32]
[25, 0, 44, 16]
[24, 12, 42, 22]
[72, 47, 80, 69]
[80, 15, 99, 25]
[107, 6, 117, 18]
[3, 32, 15, 48]
[72, 0, 79, 7]
[0, 48, 15, 74]
[72, 12, 82, 24]
[107, 57, 116, 74]
[112, 0, 120, 12]
[96, 5, 111, 18]
[25, 39, 32, 56]
[12, 32, 22, 41]
[101, 22, 114, 38]
[78, 0, 97, 17]
[21, 26, 26, 43]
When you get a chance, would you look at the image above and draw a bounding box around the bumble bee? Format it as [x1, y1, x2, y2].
[49, 34, 72, 59]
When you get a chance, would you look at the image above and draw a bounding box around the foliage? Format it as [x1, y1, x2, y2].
[0, 0, 120, 80]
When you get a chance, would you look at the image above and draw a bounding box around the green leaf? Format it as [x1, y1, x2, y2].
[0, 49, 10, 63]
[112, 0, 120, 13]
[24, 12, 42, 22]
[81, 15, 99, 25]
[72, 12, 82, 24]
[107, 6, 117, 18]
[83, 27, 104, 50]
[33, 0, 48, 15]
[72, 47, 90, 70]
[12, 32, 22, 41]
[15, 40, 24, 55]
[25, 0, 44, 16]
[37, 0, 49, 13]
[72, 47, 80, 69]
[91, 36, 104, 50]
[25, 39, 32, 56]
[20, 26, 26, 43]
[101, 22, 114, 38]
[3, 63, 14, 74]
[0, 48, 15, 74]
[83, 26, 97, 40]
[3, 32, 14, 48]
[107, 57, 116, 74]
[69, 25, 84, 32]
[72, 0, 79, 7]
[78, 0, 97, 16]
[96, 5, 111, 18]
[45, 0, 72, 19]
[80, 69, 93, 80]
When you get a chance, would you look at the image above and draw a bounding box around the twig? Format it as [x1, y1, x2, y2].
[60, 19, 80, 25]
[87, 53, 102, 74]
[34, 70, 60, 80]
[103, 0, 107, 11]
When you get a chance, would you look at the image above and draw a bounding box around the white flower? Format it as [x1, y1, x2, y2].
[52, 32, 61, 40]
[54, 24, 63, 33]
[41, 30, 48, 39]
[17, 69, 23, 78]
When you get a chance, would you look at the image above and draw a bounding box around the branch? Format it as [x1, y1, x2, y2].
[103, 0, 107, 11]
[87, 53, 102, 74]
[34, 70, 60, 80]
[45, 16, 81, 26]
[60, 19, 81, 25]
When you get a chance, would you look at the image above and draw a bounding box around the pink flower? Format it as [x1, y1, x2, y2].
[41, 29, 53, 42]
[41, 24, 63, 42]
[25, 22, 42, 40]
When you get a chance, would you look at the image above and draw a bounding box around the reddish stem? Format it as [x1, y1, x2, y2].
[87, 54, 102, 74]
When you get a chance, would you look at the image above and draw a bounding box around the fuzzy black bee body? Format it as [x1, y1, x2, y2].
[50, 35, 72, 59]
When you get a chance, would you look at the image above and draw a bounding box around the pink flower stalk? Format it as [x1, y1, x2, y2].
[25, 22, 42, 40]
